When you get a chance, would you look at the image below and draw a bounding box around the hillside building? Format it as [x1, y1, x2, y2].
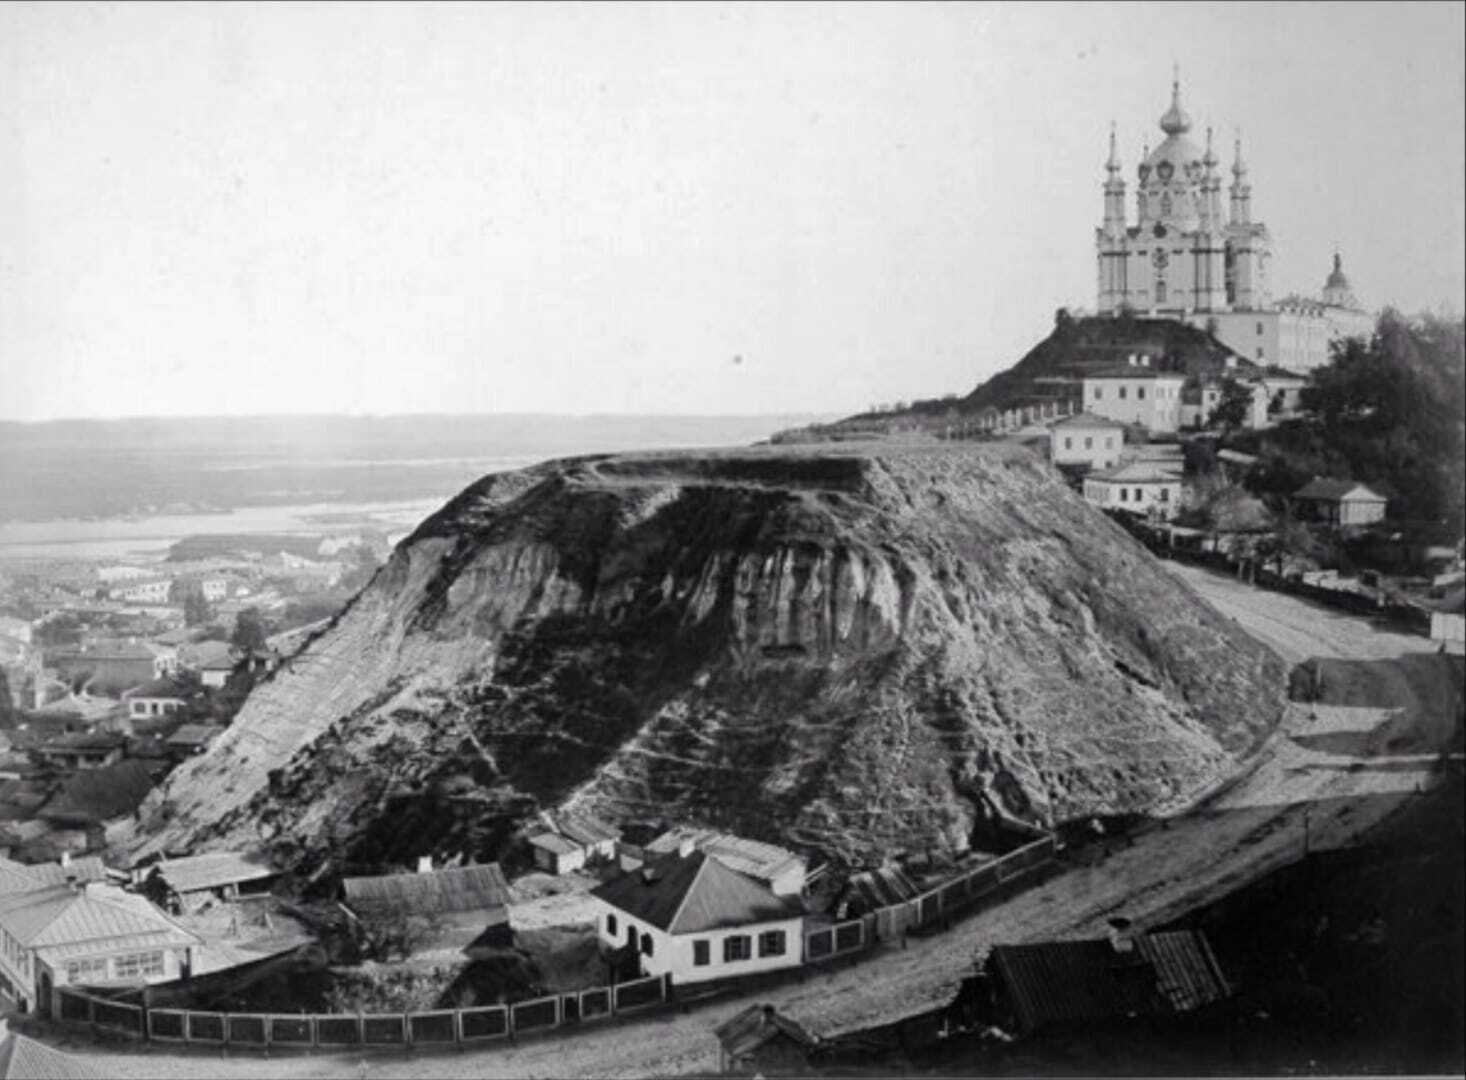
[1291, 479, 1387, 528]
[591, 849, 804, 987]
[1081, 364, 1186, 433]
[1047, 412, 1127, 472]
[1096, 76, 1371, 371]
[1083, 464, 1183, 521]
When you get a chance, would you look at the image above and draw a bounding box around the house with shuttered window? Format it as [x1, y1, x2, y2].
[590, 848, 804, 986]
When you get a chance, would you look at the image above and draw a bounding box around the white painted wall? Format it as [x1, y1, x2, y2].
[593, 899, 803, 986]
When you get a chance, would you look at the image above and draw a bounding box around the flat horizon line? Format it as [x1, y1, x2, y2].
[0, 410, 843, 427]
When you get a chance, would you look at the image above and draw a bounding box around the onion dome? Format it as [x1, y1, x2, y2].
[1203, 126, 1218, 169]
[1322, 252, 1359, 308]
[1232, 133, 1248, 178]
[1106, 123, 1121, 174]
[1159, 70, 1192, 136]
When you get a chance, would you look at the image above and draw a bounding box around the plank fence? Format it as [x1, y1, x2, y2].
[803, 834, 1057, 963]
[54, 834, 1059, 1055]
[55, 971, 671, 1051]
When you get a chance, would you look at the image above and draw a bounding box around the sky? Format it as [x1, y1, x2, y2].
[1, 1, 1462, 422]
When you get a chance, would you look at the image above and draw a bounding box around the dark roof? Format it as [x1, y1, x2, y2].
[591, 851, 798, 935]
[342, 862, 510, 917]
[1294, 478, 1386, 502]
[37, 732, 126, 755]
[989, 940, 1160, 1031]
[39, 760, 156, 825]
[165, 724, 220, 748]
[715, 1004, 820, 1059]
[989, 931, 1230, 1033]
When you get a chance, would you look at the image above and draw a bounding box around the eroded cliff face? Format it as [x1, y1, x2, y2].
[127, 443, 1287, 873]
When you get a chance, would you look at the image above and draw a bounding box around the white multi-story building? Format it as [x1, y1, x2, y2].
[1083, 464, 1184, 521]
[1096, 76, 1372, 371]
[1047, 412, 1127, 472]
[1081, 364, 1186, 433]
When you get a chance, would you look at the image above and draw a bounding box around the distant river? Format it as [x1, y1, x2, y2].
[0, 497, 461, 562]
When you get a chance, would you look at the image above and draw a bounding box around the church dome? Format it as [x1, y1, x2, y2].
[1139, 76, 1204, 185]
[1322, 252, 1359, 308]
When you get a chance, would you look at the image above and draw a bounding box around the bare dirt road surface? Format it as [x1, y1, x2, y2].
[45, 561, 1464, 1079]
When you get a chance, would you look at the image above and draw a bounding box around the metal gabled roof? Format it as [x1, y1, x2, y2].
[592, 851, 798, 935]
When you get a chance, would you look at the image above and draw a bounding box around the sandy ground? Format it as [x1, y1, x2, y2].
[42, 561, 1464, 1079]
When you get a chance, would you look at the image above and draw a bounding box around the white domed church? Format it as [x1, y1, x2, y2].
[1095, 75, 1372, 370]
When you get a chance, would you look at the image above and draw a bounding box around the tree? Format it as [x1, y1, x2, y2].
[352, 903, 445, 963]
[1207, 377, 1253, 432]
[231, 607, 269, 652]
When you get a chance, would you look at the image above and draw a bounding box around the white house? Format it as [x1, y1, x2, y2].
[0, 861, 199, 1016]
[1047, 412, 1127, 472]
[1082, 363, 1186, 433]
[109, 578, 173, 605]
[527, 811, 620, 875]
[122, 677, 190, 719]
[1292, 479, 1388, 528]
[590, 850, 804, 986]
[644, 828, 806, 897]
[1083, 463, 1184, 520]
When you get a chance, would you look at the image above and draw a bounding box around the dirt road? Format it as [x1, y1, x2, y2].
[48, 562, 1464, 1079]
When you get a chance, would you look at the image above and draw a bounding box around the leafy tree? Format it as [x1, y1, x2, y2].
[1207, 377, 1253, 432]
[352, 903, 445, 963]
[230, 607, 270, 652]
[182, 592, 211, 627]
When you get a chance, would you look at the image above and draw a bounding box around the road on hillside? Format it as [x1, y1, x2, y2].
[50, 561, 1463, 1079]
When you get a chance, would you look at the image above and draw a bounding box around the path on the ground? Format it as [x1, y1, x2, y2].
[49, 562, 1463, 1079]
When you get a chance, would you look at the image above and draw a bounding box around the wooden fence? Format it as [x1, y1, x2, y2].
[54, 834, 1059, 1054]
[54, 971, 671, 1050]
[803, 834, 1057, 963]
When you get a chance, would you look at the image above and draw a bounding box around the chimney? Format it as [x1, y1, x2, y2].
[60, 851, 71, 869]
[1107, 916, 1135, 954]
[416, 855, 433, 875]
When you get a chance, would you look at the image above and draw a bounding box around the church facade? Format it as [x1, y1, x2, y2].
[1095, 78, 1372, 371]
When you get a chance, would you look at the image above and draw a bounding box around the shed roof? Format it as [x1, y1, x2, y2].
[0, 856, 109, 896]
[528, 832, 581, 856]
[150, 851, 280, 895]
[714, 1004, 820, 1059]
[1135, 931, 1232, 1013]
[592, 851, 798, 936]
[342, 862, 510, 917]
[165, 724, 220, 748]
[1294, 478, 1386, 502]
[550, 811, 620, 847]
[645, 828, 804, 886]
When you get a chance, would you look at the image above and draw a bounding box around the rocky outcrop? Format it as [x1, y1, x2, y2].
[127, 442, 1287, 875]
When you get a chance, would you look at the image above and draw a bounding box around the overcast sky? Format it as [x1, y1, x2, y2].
[2, 1, 1462, 422]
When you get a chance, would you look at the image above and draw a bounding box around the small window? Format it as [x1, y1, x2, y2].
[1118, 386, 1127, 400]
[1120, 488, 1129, 502]
[693, 940, 710, 966]
[1159, 488, 1170, 502]
[758, 930, 786, 957]
[1105, 436, 1113, 449]
[1084, 436, 1093, 449]
[1156, 280, 1167, 303]
[1257, 347, 1265, 359]
[1134, 488, 1144, 501]
[1093, 387, 1103, 400]
[606, 914, 618, 938]
[640, 932, 653, 957]
[1256, 322, 1263, 335]
[723, 935, 752, 963]
[1064, 437, 1072, 450]
[1137, 386, 1146, 400]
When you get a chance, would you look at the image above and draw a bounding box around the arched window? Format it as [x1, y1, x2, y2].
[1156, 280, 1168, 304]
[1161, 193, 1172, 216]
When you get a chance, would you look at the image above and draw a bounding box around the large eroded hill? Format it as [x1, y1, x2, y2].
[128, 442, 1288, 876]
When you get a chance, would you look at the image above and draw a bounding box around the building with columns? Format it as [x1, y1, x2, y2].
[1096, 77, 1372, 371]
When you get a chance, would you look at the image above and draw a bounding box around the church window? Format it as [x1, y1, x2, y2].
[1256, 322, 1263, 335]
[1161, 193, 1172, 216]
[1155, 280, 1167, 304]
[1257, 347, 1264, 359]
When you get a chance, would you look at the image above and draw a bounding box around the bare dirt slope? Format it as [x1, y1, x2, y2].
[126, 442, 1285, 875]
[54, 560, 1461, 1079]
